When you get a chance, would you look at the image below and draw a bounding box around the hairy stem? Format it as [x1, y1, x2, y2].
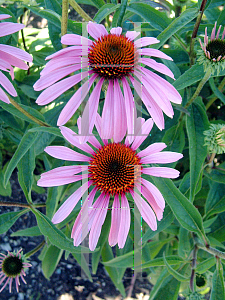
[61, 0, 69, 47]
[8, 96, 50, 127]
[190, 245, 198, 292]
[196, 242, 225, 259]
[68, 0, 93, 21]
[25, 240, 46, 258]
[0, 201, 46, 208]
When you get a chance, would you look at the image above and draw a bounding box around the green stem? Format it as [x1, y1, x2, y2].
[189, 0, 208, 66]
[61, 0, 69, 46]
[25, 240, 46, 258]
[206, 76, 225, 110]
[8, 96, 50, 127]
[68, 0, 93, 22]
[196, 242, 225, 259]
[0, 201, 46, 208]
[190, 245, 198, 292]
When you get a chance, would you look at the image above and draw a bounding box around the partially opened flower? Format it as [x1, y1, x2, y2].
[34, 22, 182, 142]
[0, 14, 33, 103]
[38, 116, 183, 251]
[0, 249, 32, 293]
[198, 22, 225, 74]
[204, 123, 225, 154]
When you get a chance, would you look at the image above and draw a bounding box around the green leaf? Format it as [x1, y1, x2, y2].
[0, 171, 11, 197]
[139, 255, 185, 269]
[91, 0, 105, 8]
[0, 101, 45, 124]
[210, 261, 225, 300]
[4, 131, 39, 187]
[101, 242, 126, 297]
[42, 244, 63, 279]
[94, 3, 120, 23]
[152, 177, 207, 242]
[178, 227, 191, 258]
[142, 205, 174, 242]
[31, 208, 93, 253]
[204, 168, 225, 184]
[71, 252, 93, 281]
[116, 0, 128, 27]
[163, 253, 189, 282]
[11, 226, 42, 237]
[0, 210, 28, 234]
[186, 98, 209, 202]
[28, 126, 61, 137]
[17, 146, 35, 202]
[205, 183, 225, 218]
[127, 3, 170, 31]
[209, 77, 225, 104]
[196, 257, 216, 274]
[156, 8, 198, 48]
[173, 64, 204, 90]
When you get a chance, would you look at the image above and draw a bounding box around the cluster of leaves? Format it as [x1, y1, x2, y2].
[0, 0, 225, 298]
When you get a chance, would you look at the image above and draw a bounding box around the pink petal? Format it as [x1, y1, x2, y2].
[113, 79, 127, 143]
[45, 146, 90, 162]
[131, 118, 154, 150]
[52, 182, 89, 224]
[38, 174, 87, 187]
[138, 142, 167, 157]
[118, 194, 130, 248]
[80, 78, 104, 143]
[0, 51, 28, 70]
[132, 191, 157, 231]
[87, 22, 108, 40]
[141, 178, 165, 210]
[60, 126, 94, 154]
[108, 194, 120, 247]
[0, 86, 10, 103]
[40, 165, 88, 178]
[57, 73, 97, 126]
[78, 115, 102, 149]
[0, 44, 32, 62]
[36, 71, 90, 105]
[138, 48, 173, 61]
[122, 77, 136, 143]
[0, 23, 24, 37]
[101, 79, 114, 139]
[95, 114, 108, 146]
[125, 31, 140, 40]
[46, 46, 87, 60]
[134, 37, 159, 47]
[140, 57, 175, 79]
[216, 25, 221, 39]
[110, 27, 122, 35]
[0, 14, 11, 21]
[61, 34, 92, 46]
[211, 22, 217, 41]
[140, 151, 183, 164]
[0, 71, 17, 96]
[142, 167, 180, 178]
[89, 194, 110, 251]
[34, 64, 87, 91]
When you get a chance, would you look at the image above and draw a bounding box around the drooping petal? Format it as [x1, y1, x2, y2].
[0, 22, 24, 37]
[39, 165, 88, 178]
[118, 194, 130, 248]
[89, 194, 110, 251]
[46, 46, 88, 60]
[138, 48, 173, 61]
[0, 44, 32, 62]
[131, 118, 154, 150]
[101, 79, 114, 139]
[140, 57, 175, 79]
[140, 151, 183, 164]
[142, 167, 180, 178]
[87, 22, 108, 40]
[134, 37, 159, 48]
[0, 87, 10, 103]
[52, 182, 88, 224]
[108, 194, 120, 247]
[0, 51, 28, 70]
[0, 14, 11, 21]
[38, 174, 87, 187]
[45, 146, 90, 162]
[61, 34, 92, 46]
[141, 178, 165, 210]
[132, 191, 157, 231]
[0, 71, 17, 96]
[138, 142, 167, 157]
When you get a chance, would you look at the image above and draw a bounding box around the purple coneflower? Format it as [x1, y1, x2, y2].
[34, 22, 182, 142]
[0, 14, 32, 103]
[37, 116, 183, 251]
[198, 22, 225, 74]
[0, 249, 32, 293]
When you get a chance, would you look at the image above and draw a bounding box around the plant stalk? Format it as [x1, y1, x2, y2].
[196, 242, 225, 259]
[25, 240, 46, 258]
[61, 0, 69, 48]
[0, 201, 46, 208]
[68, 0, 93, 21]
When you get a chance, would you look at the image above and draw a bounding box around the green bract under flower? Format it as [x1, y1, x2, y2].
[198, 22, 225, 75]
[204, 123, 225, 154]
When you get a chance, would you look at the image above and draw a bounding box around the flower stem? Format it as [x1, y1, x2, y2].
[189, 0, 208, 66]
[190, 245, 198, 292]
[196, 242, 225, 259]
[68, 0, 93, 21]
[206, 76, 225, 110]
[0, 201, 46, 208]
[61, 0, 69, 43]
[25, 240, 46, 258]
[8, 96, 50, 127]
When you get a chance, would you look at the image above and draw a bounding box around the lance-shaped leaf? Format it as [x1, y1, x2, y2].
[163, 253, 189, 282]
[210, 260, 225, 300]
[0, 210, 28, 234]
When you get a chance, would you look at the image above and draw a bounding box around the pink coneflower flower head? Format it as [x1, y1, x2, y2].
[0, 249, 32, 293]
[198, 22, 225, 74]
[34, 22, 182, 142]
[0, 14, 33, 104]
[37, 116, 183, 251]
